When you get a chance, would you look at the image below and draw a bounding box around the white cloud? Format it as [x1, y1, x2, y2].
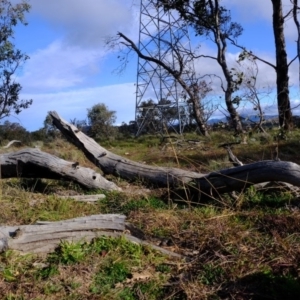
[13, 82, 136, 131]
[29, 0, 139, 48]
[224, 0, 293, 23]
[18, 40, 104, 93]
[15, 1, 141, 96]
[224, 0, 298, 41]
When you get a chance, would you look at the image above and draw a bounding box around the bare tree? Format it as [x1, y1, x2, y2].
[237, 54, 272, 135]
[184, 79, 218, 127]
[157, 0, 244, 134]
[229, 1, 297, 131]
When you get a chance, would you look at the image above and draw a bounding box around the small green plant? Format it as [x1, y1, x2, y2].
[132, 280, 164, 300]
[156, 263, 171, 273]
[35, 264, 59, 279]
[115, 287, 135, 300]
[1, 267, 17, 282]
[122, 197, 167, 214]
[198, 263, 225, 285]
[48, 241, 87, 265]
[44, 283, 63, 295]
[90, 260, 131, 294]
[151, 227, 170, 238]
[241, 186, 293, 209]
[91, 236, 144, 266]
[100, 193, 167, 215]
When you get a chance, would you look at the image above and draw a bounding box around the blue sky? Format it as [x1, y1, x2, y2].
[6, 0, 300, 131]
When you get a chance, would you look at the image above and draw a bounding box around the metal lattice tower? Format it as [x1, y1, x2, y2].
[135, 0, 196, 136]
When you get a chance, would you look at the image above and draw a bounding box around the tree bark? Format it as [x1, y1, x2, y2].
[50, 111, 300, 197]
[271, 0, 293, 130]
[0, 148, 121, 191]
[214, 0, 244, 134]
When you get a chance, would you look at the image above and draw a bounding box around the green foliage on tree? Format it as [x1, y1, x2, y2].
[43, 111, 61, 140]
[87, 103, 117, 140]
[0, 0, 32, 119]
[0, 120, 29, 142]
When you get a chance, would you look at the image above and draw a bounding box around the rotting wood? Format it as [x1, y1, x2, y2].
[0, 148, 121, 191]
[50, 111, 300, 197]
[0, 214, 183, 258]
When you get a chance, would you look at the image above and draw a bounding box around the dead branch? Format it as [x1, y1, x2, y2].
[2, 140, 22, 148]
[0, 148, 121, 191]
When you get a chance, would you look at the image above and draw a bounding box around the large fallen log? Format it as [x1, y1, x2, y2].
[0, 214, 182, 258]
[50, 111, 203, 186]
[0, 148, 121, 191]
[50, 111, 300, 197]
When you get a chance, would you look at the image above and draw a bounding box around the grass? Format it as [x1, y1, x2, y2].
[1, 130, 300, 298]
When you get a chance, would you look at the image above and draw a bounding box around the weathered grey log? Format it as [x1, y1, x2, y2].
[58, 194, 106, 202]
[2, 140, 22, 148]
[0, 148, 121, 191]
[0, 214, 125, 253]
[0, 214, 182, 258]
[50, 111, 300, 196]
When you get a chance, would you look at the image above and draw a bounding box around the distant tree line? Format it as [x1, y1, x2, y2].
[0, 102, 138, 146]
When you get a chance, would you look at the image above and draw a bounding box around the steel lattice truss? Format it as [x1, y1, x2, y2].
[135, 0, 196, 136]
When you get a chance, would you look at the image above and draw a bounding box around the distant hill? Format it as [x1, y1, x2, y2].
[208, 115, 279, 125]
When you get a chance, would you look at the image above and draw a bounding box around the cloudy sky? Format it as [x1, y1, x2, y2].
[6, 0, 300, 130]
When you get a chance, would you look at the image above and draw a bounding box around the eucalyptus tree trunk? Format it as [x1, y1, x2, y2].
[213, 0, 244, 134]
[222, 63, 244, 134]
[271, 0, 293, 130]
[191, 95, 210, 136]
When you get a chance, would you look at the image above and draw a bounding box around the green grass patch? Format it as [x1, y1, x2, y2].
[99, 192, 167, 215]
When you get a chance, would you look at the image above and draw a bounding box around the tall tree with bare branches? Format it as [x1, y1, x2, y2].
[230, 0, 297, 131]
[157, 0, 244, 134]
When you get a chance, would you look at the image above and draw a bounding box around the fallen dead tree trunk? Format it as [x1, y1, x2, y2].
[0, 148, 121, 191]
[0, 214, 182, 258]
[50, 111, 203, 186]
[50, 111, 300, 197]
